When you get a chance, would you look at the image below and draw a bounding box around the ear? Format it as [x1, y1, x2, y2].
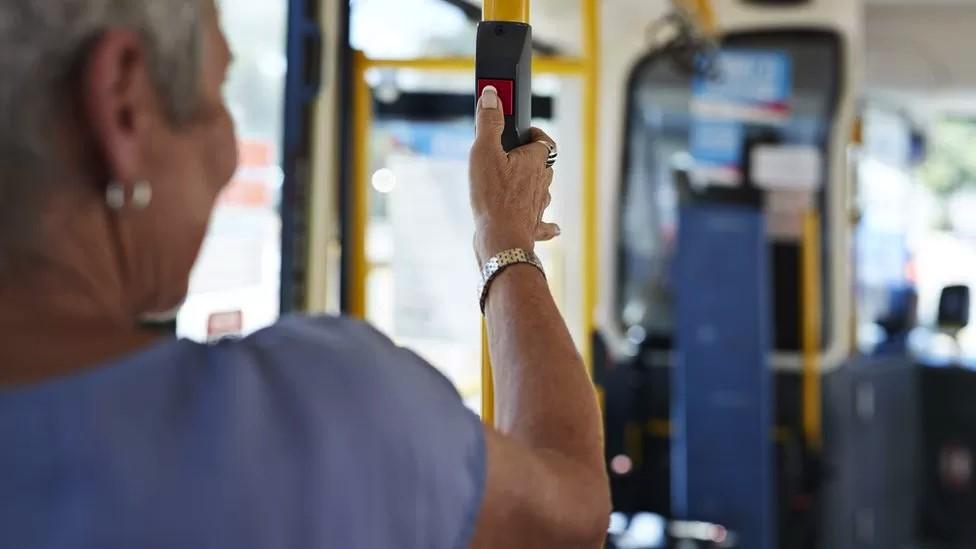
[80, 29, 158, 188]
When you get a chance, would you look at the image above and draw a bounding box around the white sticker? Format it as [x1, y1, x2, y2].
[751, 145, 823, 191]
[207, 311, 243, 341]
[766, 190, 815, 240]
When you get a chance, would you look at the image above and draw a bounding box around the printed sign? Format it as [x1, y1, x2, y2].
[690, 49, 793, 187]
[692, 50, 793, 124]
[208, 310, 244, 341]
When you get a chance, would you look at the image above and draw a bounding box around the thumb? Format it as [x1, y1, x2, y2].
[475, 86, 505, 151]
[535, 223, 562, 242]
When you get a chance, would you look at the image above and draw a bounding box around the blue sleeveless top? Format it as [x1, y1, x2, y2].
[0, 316, 485, 549]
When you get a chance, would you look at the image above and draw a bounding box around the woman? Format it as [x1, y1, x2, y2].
[0, 1, 609, 548]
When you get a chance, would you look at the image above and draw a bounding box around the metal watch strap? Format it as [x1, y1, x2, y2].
[478, 248, 546, 314]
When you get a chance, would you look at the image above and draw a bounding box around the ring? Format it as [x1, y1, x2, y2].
[538, 140, 557, 168]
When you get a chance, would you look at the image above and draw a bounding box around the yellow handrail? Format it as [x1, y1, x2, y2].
[582, 0, 600, 375]
[481, 323, 495, 426]
[801, 210, 823, 452]
[483, 0, 529, 24]
[673, 0, 718, 36]
[479, 0, 532, 424]
[348, 51, 372, 320]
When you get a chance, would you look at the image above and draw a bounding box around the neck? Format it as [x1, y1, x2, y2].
[0, 272, 167, 387]
[0, 185, 164, 388]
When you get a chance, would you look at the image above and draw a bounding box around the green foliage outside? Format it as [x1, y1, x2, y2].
[918, 119, 976, 198]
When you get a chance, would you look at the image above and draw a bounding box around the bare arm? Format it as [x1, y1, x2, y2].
[467, 87, 610, 548]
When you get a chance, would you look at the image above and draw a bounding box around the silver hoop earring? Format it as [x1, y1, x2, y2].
[106, 181, 126, 211]
[132, 180, 153, 210]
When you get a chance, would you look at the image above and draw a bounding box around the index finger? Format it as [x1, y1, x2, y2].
[527, 127, 556, 150]
[510, 127, 557, 166]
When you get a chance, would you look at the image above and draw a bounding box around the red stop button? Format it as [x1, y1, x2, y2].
[477, 79, 515, 116]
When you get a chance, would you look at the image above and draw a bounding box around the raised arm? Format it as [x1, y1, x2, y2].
[467, 86, 610, 548]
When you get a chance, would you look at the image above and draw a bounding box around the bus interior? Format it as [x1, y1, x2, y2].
[155, 0, 976, 547]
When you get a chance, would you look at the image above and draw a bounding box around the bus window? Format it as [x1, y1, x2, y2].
[617, 56, 690, 342]
[177, 0, 287, 341]
[854, 108, 919, 352]
[351, 0, 475, 59]
[359, 68, 581, 412]
[367, 117, 482, 408]
[351, 0, 584, 60]
[351, 1, 589, 410]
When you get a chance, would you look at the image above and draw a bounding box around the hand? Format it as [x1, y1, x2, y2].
[469, 86, 561, 265]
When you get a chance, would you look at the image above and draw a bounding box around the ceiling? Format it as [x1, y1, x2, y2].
[864, 1, 976, 119]
[866, 0, 976, 4]
[439, 0, 976, 118]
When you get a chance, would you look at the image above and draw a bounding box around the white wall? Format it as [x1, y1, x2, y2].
[865, 3, 976, 119]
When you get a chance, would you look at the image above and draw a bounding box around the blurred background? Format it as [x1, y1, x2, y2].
[179, 0, 976, 547]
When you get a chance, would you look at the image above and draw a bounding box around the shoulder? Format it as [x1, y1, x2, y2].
[208, 315, 481, 461]
[218, 315, 461, 401]
[211, 315, 485, 548]
[238, 314, 397, 352]
[229, 314, 408, 363]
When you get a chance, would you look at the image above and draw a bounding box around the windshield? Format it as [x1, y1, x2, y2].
[617, 31, 842, 352]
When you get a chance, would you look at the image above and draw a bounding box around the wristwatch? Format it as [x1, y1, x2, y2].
[478, 248, 546, 314]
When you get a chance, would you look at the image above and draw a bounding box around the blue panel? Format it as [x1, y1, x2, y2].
[672, 203, 775, 549]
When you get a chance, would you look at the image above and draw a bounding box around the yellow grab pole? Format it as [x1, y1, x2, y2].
[582, 0, 600, 375]
[673, 0, 718, 36]
[480, 0, 531, 423]
[481, 323, 495, 426]
[483, 0, 529, 23]
[695, 0, 718, 35]
[801, 210, 823, 452]
[348, 51, 371, 319]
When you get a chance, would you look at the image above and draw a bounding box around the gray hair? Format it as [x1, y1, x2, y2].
[0, 0, 205, 176]
[0, 1, 206, 267]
